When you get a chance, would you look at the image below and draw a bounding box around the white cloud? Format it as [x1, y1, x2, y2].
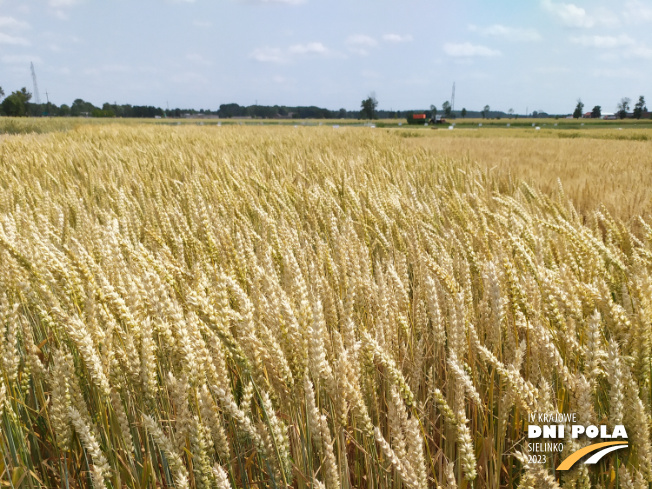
[1, 54, 41, 64]
[541, 0, 619, 28]
[382, 33, 413, 43]
[250, 41, 334, 63]
[347, 34, 377, 47]
[49, 0, 82, 6]
[250, 46, 288, 63]
[623, 0, 652, 23]
[541, 0, 593, 27]
[626, 44, 652, 59]
[593, 67, 641, 78]
[288, 42, 328, 55]
[571, 34, 652, 60]
[468, 24, 541, 42]
[570, 34, 636, 48]
[186, 53, 212, 65]
[346, 34, 377, 55]
[0, 16, 29, 29]
[53, 10, 69, 20]
[0, 32, 30, 45]
[443, 42, 501, 57]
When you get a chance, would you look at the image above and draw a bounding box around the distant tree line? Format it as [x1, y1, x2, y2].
[0, 88, 456, 120]
[0, 87, 394, 119]
[572, 96, 648, 119]
[0, 87, 174, 118]
[3, 84, 650, 121]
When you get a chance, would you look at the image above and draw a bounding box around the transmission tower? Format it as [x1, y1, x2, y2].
[30, 62, 42, 105]
[450, 82, 455, 113]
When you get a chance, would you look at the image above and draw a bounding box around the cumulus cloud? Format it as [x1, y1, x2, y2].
[0, 16, 30, 45]
[49, 0, 83, 6]
[346, 34, 377, 55]
[382, 33, 413, 43]
[541, 0, 619, 28]
[0, 16, 30, 29]
[623, 0, 652, 23]
[250, 41, 333, 63]
[468, 24, 541, 42]
[570, 34, 636, 48]
[626, 44, 652, 59]
[593, 67, 641, 78]
[288, 41, 328, 55]
[541, 0, 593, 27]
[1, 54, 41, 64]
[250, 47, 288, 63]
[347, 34, 377, 47]
[0, 32, 30, 45]
[571, 34, 652, 59]
[443, 42, 501, 57]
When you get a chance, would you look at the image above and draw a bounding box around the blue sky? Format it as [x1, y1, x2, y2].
[1, 0, 651, 114]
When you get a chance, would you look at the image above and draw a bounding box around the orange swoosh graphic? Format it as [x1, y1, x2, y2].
[556, 441, 628, 471]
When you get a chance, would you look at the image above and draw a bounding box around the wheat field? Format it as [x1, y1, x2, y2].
[0, 123, 651, 488]
[404, 127, 652, 222]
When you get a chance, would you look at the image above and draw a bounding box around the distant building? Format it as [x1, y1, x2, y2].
[582, 112, 593, 118]
[602, 113, 617, 120]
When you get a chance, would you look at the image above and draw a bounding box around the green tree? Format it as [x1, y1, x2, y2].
[360, 92, 378, 119]
[430, 105, 437, 119]
[442, 101, 451, 117]
[71, 98, 97, 117]
[633, 95, 646, 119]
[0, 86, 4, 99]
[508, 108, 514, 118]
[1, 87, 32, 116]
[591, 105, 601, 118]
[461, 108, 467, 118]
[573, 99, 584, 119]
[482, 105, 490, 118]
[617, 97, 630, 119]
